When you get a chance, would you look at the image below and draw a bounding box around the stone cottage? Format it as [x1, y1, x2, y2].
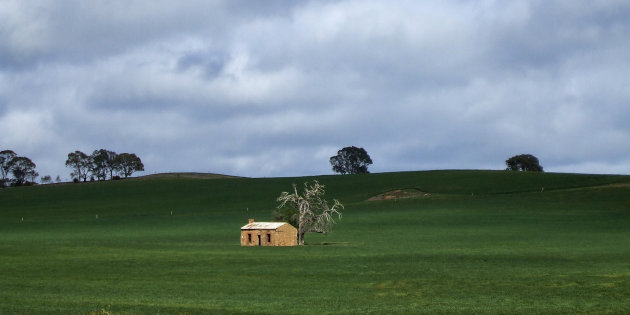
[240, 219, 297, 246]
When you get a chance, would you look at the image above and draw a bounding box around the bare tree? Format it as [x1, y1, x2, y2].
[276, 180, 343, 245]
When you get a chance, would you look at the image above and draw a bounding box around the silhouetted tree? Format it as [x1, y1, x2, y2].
[66, 151, 91, 182]
[41, 175, 52, 184]
[506, 154, 544, 172]
[330, 146, 373, 174]
[90, 149, 118, 180]
[8, 156, 38, 186]
[115, 153, 144, 178]
[0, 150, 17, 188]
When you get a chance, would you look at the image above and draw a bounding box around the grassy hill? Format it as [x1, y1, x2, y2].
[1, 170, 630, 314]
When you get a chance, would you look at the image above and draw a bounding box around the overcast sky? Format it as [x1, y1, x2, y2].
[2, 1, 630, 179]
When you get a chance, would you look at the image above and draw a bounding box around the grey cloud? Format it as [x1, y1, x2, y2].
[0, 96, 7, 116]
[2, 0, 630, 178]
[176, 51, 226, 79]
[0, 0, 306, 69]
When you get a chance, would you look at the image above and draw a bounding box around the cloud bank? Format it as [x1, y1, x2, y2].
[2, 0, 630, 178]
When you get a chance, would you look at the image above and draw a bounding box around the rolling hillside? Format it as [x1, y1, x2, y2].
[1, 170, 629, 314]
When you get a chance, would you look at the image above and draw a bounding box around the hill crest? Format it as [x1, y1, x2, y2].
[135, 172, 242, 180]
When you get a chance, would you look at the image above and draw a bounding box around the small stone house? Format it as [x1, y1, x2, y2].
[240, 219, 297, 246]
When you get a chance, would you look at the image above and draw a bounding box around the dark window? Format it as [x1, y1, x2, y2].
[248, 233, 252, 242]
[267, 234, 271, 243]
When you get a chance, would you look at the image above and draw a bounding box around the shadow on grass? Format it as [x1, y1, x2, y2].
[306, 242, 351, 246]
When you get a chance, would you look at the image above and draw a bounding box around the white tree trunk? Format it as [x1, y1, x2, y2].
[277, 180, 343, 245]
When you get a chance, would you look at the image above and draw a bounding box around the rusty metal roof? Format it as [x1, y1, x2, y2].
[241, 222, 287, 230]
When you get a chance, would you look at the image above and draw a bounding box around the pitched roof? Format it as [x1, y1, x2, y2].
[241, 222, 288, 230]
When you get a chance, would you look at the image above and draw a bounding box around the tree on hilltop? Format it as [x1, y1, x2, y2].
[0, 150, 17, 188]
[1, 150, 39, 187]
[115, 153, 144, 178]
[8, 156, 38, 186]
[66, 151, 91, 182]
[90, 149, 118, 180]
[506, 154, 544, 172]
[41, 175, 52, 184]
[330, 146, 373, 174]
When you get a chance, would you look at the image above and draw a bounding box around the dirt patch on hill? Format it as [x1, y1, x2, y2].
[368, 189, 431, 201]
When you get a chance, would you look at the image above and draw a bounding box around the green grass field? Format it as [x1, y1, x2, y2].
[1, 170, 630, 314]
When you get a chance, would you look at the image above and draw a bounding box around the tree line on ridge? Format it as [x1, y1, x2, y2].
[65, 150, 144, 182]
[0, 149, 144, 188]
[2, 145, 543, 188]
